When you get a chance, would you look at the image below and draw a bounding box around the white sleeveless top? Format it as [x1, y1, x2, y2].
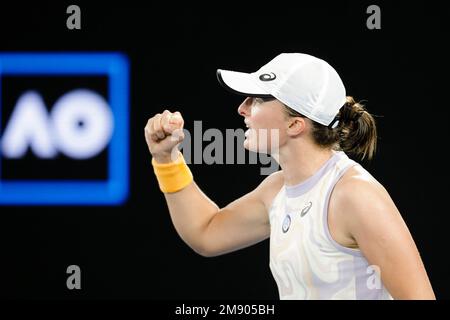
[269, 151, 393, 300]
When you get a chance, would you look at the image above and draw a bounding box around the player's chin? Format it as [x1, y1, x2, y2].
[243, 138, 253, 151]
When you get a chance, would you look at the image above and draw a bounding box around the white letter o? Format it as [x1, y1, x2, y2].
[51, 89, 113, 159]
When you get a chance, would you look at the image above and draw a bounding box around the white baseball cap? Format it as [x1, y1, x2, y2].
[217, 53, 346, 127]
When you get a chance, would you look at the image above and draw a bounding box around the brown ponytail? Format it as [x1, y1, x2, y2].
[337, 97, 377, 160]
[283, 96, 378, 160]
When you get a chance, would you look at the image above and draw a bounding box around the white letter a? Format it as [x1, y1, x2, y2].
[66, 5, 81, 30]
[66, 265, 81, 290]
[1, 91, 57, 158]
[366, 5, 381, 30]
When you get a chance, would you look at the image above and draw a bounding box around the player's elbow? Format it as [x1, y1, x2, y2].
[191, 243, 222, 258]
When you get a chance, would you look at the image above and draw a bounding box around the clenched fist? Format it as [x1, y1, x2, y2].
[144, 110, 185, 163]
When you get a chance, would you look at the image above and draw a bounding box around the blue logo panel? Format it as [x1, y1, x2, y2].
[0, 53, 129, 205]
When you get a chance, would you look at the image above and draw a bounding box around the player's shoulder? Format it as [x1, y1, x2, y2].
[338, 165, 382, 189]
[260, 170, 284, 190]
[331, 164, 401, 237]
[253, 170, 285, 208]
[333, 164, 391, 210]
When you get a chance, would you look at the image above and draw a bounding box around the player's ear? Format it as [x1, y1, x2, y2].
[286, 116, 306, 136]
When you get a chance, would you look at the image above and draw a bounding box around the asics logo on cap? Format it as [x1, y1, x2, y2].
[259, 72, 276, 81]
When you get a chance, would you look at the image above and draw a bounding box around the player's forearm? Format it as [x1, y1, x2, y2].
[164, 181, 220, 255]
[145, 110, 220, 255]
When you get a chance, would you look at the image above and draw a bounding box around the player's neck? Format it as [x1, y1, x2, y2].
[276, 141, 334, 187]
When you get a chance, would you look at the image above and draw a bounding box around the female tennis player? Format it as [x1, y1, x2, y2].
[145, 53, 435, 299]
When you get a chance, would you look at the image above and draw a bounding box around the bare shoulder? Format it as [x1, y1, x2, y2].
[327, 165, 401, 248]
[334, 165, 391, 206]
[253, 170, 285, 210]
[331, 165, 399, 228]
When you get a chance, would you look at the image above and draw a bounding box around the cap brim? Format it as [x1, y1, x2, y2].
[216, 69, 272, 97]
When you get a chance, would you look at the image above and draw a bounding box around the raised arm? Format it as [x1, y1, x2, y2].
[145, 110, 284, 257]
[164, 171, 282, 257]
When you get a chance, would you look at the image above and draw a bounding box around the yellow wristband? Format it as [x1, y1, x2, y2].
[152, 152, 193, 193]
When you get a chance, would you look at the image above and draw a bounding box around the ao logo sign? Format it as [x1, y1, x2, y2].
[0, 53, 129, 205]
[2, 89, 113, 160]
